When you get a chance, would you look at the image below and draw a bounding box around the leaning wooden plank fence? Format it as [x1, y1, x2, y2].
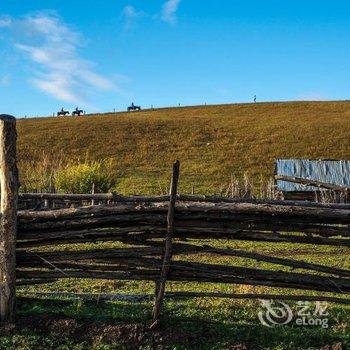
[0, 115, 349, 328]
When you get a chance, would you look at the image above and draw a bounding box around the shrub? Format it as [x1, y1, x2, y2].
[55, 161, 117, 194]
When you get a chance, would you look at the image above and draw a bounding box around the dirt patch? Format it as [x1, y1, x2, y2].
[12, 314, 197, 348]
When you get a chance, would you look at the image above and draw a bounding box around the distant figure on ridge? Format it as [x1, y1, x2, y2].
[127, 102, 141, 112]
[57, 108, 69, 117]
[72, 107, 84, 116]
[254, 95, 257, 103]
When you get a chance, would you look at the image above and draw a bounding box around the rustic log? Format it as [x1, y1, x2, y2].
[16, 247, 164, 262]
[16, 224, 350, 248]
[19, 193, 170, 202]
[198, 245, 350, 277]
[174, 202, 350, 221]
[19, 193, 350, 208]
[173, 228, 350, 246]
[17, 226, 163, 241]
[17, 257, 163, 271]
[16, 266, 350, 293]
[166, 260, 350, 293]
[17, 203, 166, 222]
[18, 201, 350, 223]
[18, 213, 166, 232]
[135, 240, 350, 277]
[15, 248, 350, 294]
[0, 115, 18, 325]
[174, 217, 349, 235]
[17, 213, 350, 239]
[16, 227, 164, 248]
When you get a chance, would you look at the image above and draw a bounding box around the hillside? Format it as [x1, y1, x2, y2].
[17, 101, 350, 194]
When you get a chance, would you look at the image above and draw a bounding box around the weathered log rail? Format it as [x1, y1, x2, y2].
[18, 192, 350, 210]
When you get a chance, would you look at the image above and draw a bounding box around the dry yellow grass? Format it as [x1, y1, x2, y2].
[17, 100, 350, 194]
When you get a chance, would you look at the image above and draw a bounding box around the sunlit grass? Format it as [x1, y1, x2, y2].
[17, 101, 350, 194]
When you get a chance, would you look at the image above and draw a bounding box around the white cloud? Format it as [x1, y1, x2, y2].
[0, 16, 11, 27]
[161, 0, 181, 24]
[122, 5, 148, 29]
[123, 5, 145, 19]
[6, 12, 117, 105]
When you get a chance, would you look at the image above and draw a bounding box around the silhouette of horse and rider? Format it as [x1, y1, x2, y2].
[57, 107, 84, 117]
[127, 102, 141, 112]
[72, 107, 84, 116]
[57, 108, 69, 116]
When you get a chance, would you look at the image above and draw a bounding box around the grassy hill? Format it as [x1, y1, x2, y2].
[17, 100, 350, 194]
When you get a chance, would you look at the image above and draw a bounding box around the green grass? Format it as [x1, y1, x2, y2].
[17, 100, 350, 194]
[5, 297, 346, 349]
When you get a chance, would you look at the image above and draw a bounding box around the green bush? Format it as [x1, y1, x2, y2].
[55, 162, 117, 194]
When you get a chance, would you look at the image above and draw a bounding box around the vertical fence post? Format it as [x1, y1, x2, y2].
[0, 115, 18, 326]
[151, 160, 180, 329]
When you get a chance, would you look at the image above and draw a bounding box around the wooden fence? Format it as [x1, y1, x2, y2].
[0, 115, 350, 328]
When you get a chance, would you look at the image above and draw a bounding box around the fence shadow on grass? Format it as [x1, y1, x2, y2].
[15, 297, 348, 350]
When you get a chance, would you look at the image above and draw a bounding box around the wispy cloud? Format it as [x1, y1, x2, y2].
[4, 12, 117, 106]
[0, 15, 11, 27]
[122, 5, 147, 29]
[122, 1, 181, 26]
[161, 0, 181, 24]
[123, 5, 146, 19]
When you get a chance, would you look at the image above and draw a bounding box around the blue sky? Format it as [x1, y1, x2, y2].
[1, 1, 350, 117]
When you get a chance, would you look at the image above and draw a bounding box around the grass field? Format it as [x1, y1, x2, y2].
[17, 100, 350, 194]
[5, 101, 350, 349]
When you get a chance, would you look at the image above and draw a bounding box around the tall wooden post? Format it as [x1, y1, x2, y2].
[0, 115, 18, 325]
[151, 160, 180, 329]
